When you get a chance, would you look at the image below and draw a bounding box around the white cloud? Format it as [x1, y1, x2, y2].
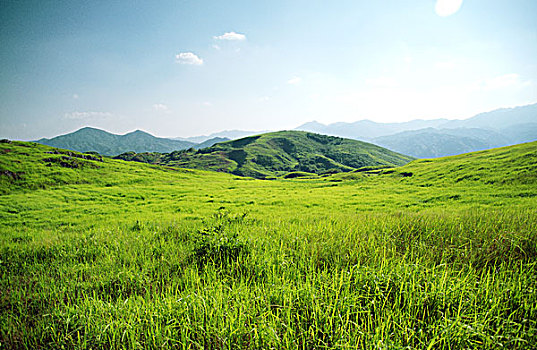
[203, 101, 212, 106]
[72, 94, 79, 100]
[212, 44, 221, 50]
[213, 31, 246, 41]
[481, 73, 523, 90]
[366, 77, 399, 88]
[175, 52, 203, 65]
[153, 103, 170, 113]
[258, 96, 270, 102]
[287, 76, 302, 85]
[64, 111, 113, 120]
[435, 0, 463, 17]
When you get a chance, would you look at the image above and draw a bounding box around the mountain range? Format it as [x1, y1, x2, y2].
[34, 103, 536, 159]
[36, 127, 226, 156]
[296, 103, 537, 158]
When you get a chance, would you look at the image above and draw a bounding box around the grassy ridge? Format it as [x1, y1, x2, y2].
[1, 140, 536, 349]
[115, 130, 414, 179]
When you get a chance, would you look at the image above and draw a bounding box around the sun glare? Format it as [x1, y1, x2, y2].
[435, 0, 463, 17]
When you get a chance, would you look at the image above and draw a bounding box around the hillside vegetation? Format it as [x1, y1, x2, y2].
[1, 140, 536, 349]
[115, 130, 414, 178]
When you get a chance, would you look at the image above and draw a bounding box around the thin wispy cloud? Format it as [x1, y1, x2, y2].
[481, 74, 527, 90]
[287, 76, 302, 85]
[64, 111, 113, 120]
[153, 104, 170, 113]
[72, 94, 79, 100]
[213, 31, 246, 41]
[175, 52, 203, 65]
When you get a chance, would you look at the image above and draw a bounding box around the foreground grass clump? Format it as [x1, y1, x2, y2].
[1, 140, 536, 349]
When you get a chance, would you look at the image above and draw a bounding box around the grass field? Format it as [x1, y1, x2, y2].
[1, 140, 536, 349]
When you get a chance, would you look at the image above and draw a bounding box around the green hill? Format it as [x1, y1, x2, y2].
[115, 130, 414, 178]
[392, 140, 537, 186]
[36, 127, 195, 156]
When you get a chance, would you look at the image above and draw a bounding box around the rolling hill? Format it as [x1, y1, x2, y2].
[114, 130, 414, 178]
[383, 140, 537, 186]
[36, 127, 196, 155]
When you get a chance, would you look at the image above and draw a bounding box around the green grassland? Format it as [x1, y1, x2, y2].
[1, 140, 536, 349]
[114, 131, 414, 179]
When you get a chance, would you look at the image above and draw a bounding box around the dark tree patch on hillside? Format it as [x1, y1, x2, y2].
[254, 155, 274, 167]
[227, 150, 247, 167]
[307, 133, 342, 145]
[42, 155, 101, 169]
[269, 138, 297, 154]
[45, 149, 103, 162]
[230, 136, 260, 148]
[1, 170, 24, 181]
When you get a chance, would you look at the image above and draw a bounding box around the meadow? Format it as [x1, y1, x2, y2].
[1, 140, 536, 349]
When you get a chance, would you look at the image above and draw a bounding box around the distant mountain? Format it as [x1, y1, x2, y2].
[174, 130, 268, 144]
[297, 103, 537, 158]
[372, 124, 537, 158]
[297, 103, 537, 141]
[372, 128, 502, 158]
[36, 127, 196, 156]
[115, 130, 414, 179]
[442, 103, 537, 129]
[296, 119, 450, 139]
[495, 123, 537, 145]
[193, 137, 230, 149]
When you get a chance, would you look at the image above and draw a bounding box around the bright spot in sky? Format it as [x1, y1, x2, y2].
[435, 0, 463, 17]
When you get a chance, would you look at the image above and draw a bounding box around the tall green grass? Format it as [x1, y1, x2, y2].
[2, 209, 536, 349]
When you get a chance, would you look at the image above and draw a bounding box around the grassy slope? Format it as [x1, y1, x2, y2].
[1, 140, 536, 349]
[116, 130, 415, 178]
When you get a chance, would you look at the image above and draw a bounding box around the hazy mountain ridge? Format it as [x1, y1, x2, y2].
[194, 137, 230, 149]
[296, 119, 451, 139]
[34, 103, 536, 159]
[297, 103, 537, 158]
[174, 130, 268, 144]
[373, 129, 497, 158]
[115, 130, 414, 179]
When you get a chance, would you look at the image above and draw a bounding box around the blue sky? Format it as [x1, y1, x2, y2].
[1, 0, 536, 139]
